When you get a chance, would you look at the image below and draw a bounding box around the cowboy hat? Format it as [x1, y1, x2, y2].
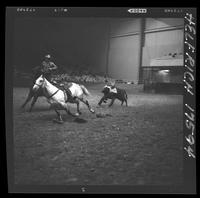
[45, 54, 51, 59]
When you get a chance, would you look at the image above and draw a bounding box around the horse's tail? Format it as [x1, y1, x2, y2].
[80, 85, 91, 96]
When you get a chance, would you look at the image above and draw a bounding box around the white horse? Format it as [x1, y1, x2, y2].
[32, 75, 95, 123]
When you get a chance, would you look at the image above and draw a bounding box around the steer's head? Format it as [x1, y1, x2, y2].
[102, 85, 111, 95]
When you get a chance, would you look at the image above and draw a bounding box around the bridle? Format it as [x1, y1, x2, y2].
[34, 82, 42, 88]
[33, 76, 45, 89]
[34, 77, 60, 99]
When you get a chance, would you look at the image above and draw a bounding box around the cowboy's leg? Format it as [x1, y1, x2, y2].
[59, 84, 73, 102]
[65, 89, 74, 101]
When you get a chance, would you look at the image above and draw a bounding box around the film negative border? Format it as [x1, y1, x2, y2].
[183, 9, 196, 193]
[5, 7, 197, 194]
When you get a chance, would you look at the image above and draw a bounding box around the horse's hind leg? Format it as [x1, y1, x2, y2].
[65, 108, 78, 117]
[74, 99, 82, 116]
[79, 98, 95, 113]
[62, 104, 77, 117]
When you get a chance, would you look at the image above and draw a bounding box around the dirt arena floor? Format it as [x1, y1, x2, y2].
[13, 83, 183, 185]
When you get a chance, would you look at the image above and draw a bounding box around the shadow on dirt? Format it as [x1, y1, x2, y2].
[37, 114, 88, 123]
[18, 106, 51, 113]
[28, 107, 51, 112]
[73, 117, 88, 123]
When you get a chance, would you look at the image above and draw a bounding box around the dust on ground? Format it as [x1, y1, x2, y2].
[13, 83, 183, 185]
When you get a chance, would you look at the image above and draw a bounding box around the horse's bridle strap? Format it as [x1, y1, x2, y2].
[34, 78, 60, 99]
[34, 83, 41, 87]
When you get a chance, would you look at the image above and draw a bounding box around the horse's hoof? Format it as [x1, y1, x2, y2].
[90, 109, 95, 113]
[75, 113, 80, 117]
[53, 119, 64, 124]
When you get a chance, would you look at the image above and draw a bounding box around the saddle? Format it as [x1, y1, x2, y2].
[64, 88, 74, 102]
[52, 81, 74, 103]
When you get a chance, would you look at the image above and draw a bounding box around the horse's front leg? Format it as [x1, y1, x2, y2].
[54, 109, 64, 123]
[29, 95, 39, 112]
[21, 89, 33, 110]
[79, 98, 95, 113]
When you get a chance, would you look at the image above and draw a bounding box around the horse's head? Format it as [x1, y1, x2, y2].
[33, 75, 45, 91]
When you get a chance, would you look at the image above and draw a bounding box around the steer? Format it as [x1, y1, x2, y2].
[98, 84, 128, 107]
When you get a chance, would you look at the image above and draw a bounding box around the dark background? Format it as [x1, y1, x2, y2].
[13, 17, 110, 75]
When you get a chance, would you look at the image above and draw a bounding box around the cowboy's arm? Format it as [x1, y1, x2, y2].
[49, 62, 58, 70]
[41, 61, 48, 72]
